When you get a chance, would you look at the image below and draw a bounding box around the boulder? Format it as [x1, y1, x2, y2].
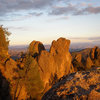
[38, 50, 56, 86]
[85, 56, 93, 70]
[90, 46, 98, 60]
[28, 41, 45, 57]
[50, 37, 74, 78]
[5, 58, 19, 80]
[38, 37, 74, 89]
[74, 53, 82, 63]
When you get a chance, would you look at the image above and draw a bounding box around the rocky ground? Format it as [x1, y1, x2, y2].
[42, 68, 100, 100]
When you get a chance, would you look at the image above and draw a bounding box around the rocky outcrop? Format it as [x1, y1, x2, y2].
[0, 58, 28, 100]
[42, 68, 100, 100]
[90, 46, 98, 60]
[74, 53, 82, 63]
[38, 37, 74, 89]
[28, 40, 45, 57]
[85, 57, 93, 70]
[50, 38, 74, 78]
[72, 46, 100, 71]
[17, 37, 74, 99]
[5, 58, 19, 80]
[38, 50, 56, 87]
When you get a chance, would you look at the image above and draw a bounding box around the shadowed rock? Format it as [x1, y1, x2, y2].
[0, 71, 12, 100]
[42, 69, 100, 100]
[28, 40, 45, 57]
[72, 46, 100, 71]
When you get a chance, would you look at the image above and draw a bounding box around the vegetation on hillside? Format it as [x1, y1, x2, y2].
[0, 25, 11, 52]
[0, 25, 11, 64]
[18, 54, 44, 99]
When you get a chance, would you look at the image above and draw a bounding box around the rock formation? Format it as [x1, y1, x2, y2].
[50, 38, 74, 78]
[16, 37, 74, 99]
[1, 36, 99, 100]
[72, 46, 100, 71]
[42, 68, 100, 100]
[74, 53, 82, 63]
[28, 40, 45, 57]
[38, 38, 74, 89]
[0, 58, 28, 100]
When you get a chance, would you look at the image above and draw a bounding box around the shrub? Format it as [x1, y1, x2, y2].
[0, 26, 11, 64]
[18, 54, 44, 99]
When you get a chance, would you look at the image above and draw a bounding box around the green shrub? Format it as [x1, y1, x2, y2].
[18, 54, 44, 99]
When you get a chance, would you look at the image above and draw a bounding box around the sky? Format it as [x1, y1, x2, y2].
[0, 0, 100, 45]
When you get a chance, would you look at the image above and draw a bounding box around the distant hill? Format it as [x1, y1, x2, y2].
[70, 42, 100, 49]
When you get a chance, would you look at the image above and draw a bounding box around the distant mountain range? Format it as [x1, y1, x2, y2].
[9, 42, 100, 51]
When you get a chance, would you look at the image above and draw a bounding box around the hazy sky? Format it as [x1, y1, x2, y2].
[0, 0, 100, 45]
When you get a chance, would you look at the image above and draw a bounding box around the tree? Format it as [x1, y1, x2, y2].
[18, 54, 44, 99]
[0, 25, 11, 53]
[0, 25, 11, 63]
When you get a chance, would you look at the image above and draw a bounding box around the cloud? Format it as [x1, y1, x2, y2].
[7, 26, 29, 31]
[88, 37, 100, 40]
[70, 37, 100, 40]
[74, 6, 100, 15]
[69, 36, 100, 44]
[0, 0, 56, 16]
[0, 0, 100, 20]
[49, 4, 77, 15]
[55, 16, 69, 20]
[29, 12, 43, 16]
[50, 5, 100, 16]
[0, 11, 43, 21]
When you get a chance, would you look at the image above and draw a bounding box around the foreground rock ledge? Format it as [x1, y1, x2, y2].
[42, 68, 100, 100]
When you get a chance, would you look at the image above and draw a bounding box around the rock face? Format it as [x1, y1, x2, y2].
[90, 46, 100, 62]
[72, 46, 100, 71]
[74, 53, 82, 63]
[42, 69, 100, 100]
[18, 37, 74, 98]
[0, 58, 28, 100]
[50, 38, 73, 78]
[28, 40, 45, 57]
[38, 37, 74, 89]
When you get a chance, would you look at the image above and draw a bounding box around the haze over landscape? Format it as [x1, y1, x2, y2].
[0, 0, 100, 46]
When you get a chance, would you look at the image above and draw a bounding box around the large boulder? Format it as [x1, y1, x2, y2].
[38, 37, 74, 89]
[38, 50, 56, 86]
[50, 38, 74, 78]
[85, 56, 93, 70]
[42, 68, 100, 100]
[28, 40, 45, 57]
